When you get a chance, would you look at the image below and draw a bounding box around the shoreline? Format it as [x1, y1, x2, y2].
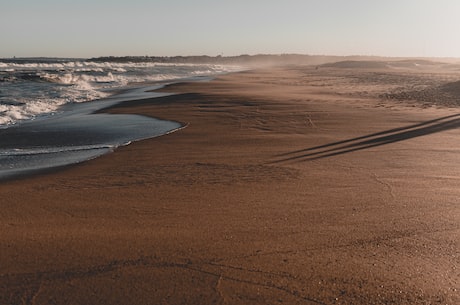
[1, 66, 459, 304]
[0, 73, 228, 181]
[0, 82, 187, 181]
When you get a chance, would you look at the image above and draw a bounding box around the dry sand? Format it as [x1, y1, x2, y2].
[1, 65, 459, 304]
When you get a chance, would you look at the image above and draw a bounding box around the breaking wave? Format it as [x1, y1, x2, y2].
[0, 60, 239, 126]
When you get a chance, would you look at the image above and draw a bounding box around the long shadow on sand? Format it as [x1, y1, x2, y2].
[272, 114, 460, 163]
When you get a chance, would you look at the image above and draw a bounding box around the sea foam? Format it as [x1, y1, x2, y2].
[0, 59, 239, 127]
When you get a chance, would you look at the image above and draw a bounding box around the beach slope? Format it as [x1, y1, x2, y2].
[1, 66, 459, 304]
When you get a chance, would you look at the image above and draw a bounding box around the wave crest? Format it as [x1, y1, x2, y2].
[0, 60, 240, 126]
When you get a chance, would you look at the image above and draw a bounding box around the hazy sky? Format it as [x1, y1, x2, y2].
[2, 0, 460, 58]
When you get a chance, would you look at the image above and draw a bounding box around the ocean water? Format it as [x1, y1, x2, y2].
[0, 58, 239, 179]
[0, 59, 236, 126]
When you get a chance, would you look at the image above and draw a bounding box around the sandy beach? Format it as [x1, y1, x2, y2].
[1, 65, 459, 304]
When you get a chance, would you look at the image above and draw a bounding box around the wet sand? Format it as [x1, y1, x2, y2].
[1, 66, 459, 304]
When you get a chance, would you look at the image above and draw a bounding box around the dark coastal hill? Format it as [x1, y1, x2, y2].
[86, 54, 339, 66]
[2, 54, 459, 67]
[87, 54, 460, 68]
